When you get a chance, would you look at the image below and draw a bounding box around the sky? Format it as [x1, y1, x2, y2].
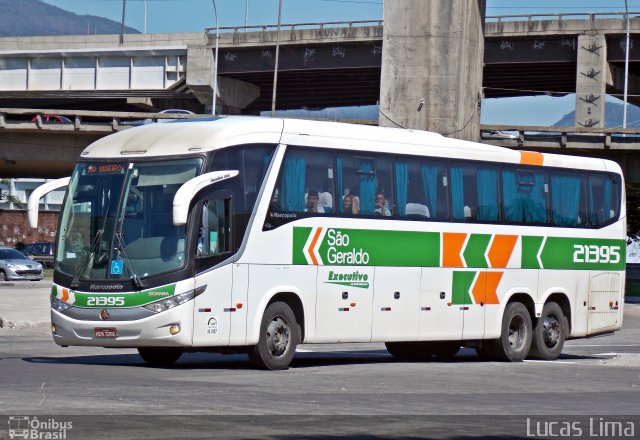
[40, 0, 640, 126]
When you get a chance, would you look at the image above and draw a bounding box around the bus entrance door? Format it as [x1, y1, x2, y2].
[315, 266, 375, 342]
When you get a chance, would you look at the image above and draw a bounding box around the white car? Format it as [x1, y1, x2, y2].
[0, 247, 43, 281]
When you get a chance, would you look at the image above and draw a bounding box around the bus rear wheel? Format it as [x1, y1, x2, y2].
[137, 347, 183, 367]
[248, 301, 298, 370]
[529, 302, 566, 360]
[491, 302, 532, 362]
[385, 342, 433, 360]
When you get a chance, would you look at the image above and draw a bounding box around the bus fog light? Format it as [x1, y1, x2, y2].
[169, 325, 181, 335]
[51, 324, 57, 334]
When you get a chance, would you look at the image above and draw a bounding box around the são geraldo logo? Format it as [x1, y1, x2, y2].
[303, 228, 370, 266]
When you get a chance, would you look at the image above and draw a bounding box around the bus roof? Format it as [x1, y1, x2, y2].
[79, 116, 621, 175]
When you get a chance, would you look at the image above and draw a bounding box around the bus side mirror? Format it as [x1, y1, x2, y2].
[172, 170, 239, 226]
[28, 177, 71, 228]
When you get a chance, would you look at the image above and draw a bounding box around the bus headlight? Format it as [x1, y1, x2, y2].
[51, 296, 72, 312]
[142, 285, 206, 314]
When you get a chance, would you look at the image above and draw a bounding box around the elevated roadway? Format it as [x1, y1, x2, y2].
[1, 13, 640, 114]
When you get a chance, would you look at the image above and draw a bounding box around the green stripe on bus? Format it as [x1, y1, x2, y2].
[452, 271, 475, 305]
[522, 236, 626, 270]
[72, 284, 177, 308]
[463, 234, 491, 268]
[292, 227, 313, 264]
[308, 228, 440, 267]
[521, 236, 544, 269]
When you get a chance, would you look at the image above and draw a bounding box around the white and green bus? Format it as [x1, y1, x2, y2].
[29, 117, 626, 369]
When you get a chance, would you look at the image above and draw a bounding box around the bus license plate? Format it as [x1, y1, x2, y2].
[94, 327, 118, 338]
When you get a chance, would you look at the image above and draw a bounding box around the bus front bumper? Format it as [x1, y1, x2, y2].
[50, 303, 194, 348]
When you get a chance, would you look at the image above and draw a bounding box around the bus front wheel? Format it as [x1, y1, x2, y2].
[137, 347, 183, 367]
[529, 302, 566, 360]
[249, 301, 298, 370]
[492, 302, 532, 362]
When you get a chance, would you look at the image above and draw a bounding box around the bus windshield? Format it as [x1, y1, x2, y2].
[55, 159, 202, 282]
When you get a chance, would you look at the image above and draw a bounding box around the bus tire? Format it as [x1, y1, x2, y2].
[492, 302, 532, 362]
[385, 342, 433, 360]
[430, 341, 460, 359]
[529, 302, 566, 360]
[475, 341, 496, 360]
[137, 347, 183, 367]
[248, 301, 298, 370]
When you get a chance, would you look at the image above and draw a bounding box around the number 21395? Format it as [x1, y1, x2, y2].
[573, 244, 620, 264]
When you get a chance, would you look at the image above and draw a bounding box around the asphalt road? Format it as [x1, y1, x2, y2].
[1, 283, 639, 439]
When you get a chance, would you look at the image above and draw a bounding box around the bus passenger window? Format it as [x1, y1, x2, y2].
[396, 157, 448, 220]
[451, 163, 498, 222]
[551, 171, 587, 227]
[271, 147, 334, 215]
[337, 152, 393, 216]
[589, 173, 621, 227]
[502, 168, 549, 225]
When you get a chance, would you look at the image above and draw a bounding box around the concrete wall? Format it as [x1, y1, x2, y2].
[379, 0, 484, 141]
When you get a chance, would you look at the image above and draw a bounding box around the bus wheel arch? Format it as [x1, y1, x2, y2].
[543, 292, 572, 335]
[267, 292, 305, 344]
[249, 300, 299, 370]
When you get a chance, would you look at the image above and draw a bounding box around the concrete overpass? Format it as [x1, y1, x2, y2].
[3, 13, 640, 185]
[2, 12, 640, 116]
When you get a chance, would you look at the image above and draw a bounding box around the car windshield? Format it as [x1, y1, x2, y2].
[0, 249, 28, 260]
[55, 159, 202, 282]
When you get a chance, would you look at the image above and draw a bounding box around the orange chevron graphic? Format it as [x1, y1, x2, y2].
[443, 232, 467, 267]
[487, 235, 518, 268]
[61, 287, 69, 303]
[471, 271, 503, 305]
[307, 227, 323, 265]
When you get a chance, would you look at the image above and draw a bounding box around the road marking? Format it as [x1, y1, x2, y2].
[594, 352, 618, 356]
[565, 344, 639, 347]
[523, 360, 576, 364]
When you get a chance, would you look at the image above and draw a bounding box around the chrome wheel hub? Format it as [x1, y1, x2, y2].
[266, 316, 290, 357]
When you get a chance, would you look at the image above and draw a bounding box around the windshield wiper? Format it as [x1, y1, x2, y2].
[70, 228, 103, 289]
[70, 200, 111, 289]
[114, 231, 144, 290]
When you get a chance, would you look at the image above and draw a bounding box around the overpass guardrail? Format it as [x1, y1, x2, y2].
[3, 108, 640, 150]
[205, 12, 640, 34]
[486, 11, 640, 23]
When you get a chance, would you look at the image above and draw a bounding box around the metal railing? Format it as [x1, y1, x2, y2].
[207, 19, 383, 34]
[204, 12, 640, 34]
[486, 11, 640, 23]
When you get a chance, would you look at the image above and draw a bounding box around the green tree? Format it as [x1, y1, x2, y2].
[0, 178, 21, 207]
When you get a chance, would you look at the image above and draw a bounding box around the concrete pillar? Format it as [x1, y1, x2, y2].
[379, 0, 484, 141]
[186, 45, 260, 114]
[575, 34, 607, 128]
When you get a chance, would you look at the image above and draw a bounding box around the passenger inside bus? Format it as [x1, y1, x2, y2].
[374, 193, 392, 216]
[343, 193, 360, 215]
